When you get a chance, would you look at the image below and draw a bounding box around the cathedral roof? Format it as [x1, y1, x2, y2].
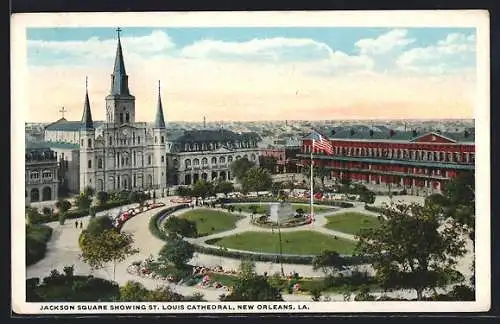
[45, 119, 104, 131]
[170, 129, 261, 143]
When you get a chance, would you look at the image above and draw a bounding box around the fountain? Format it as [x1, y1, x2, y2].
[268, 201, 295, 225]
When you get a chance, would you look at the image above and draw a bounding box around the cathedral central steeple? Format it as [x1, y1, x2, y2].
[109, 27, 131, 96]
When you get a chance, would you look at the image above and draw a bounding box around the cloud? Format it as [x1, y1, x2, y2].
[28, 30, 176, 65]
[396, 32, 476, 73]
[180, 37, 334, 62]
[355, 29, 415, 55]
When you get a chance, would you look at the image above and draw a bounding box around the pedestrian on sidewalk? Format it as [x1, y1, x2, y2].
[75, 221, 79, 228]
[80, 221, 83, 229]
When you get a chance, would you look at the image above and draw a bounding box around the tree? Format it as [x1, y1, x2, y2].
[359, 189, 376, 205]
[220, 260, 283, 301]
[230, 157, 255, 180]
[163, 216, 198, 238]
[191, 179, 214, 199]
[315, 164, 330, 188]
[260, 156, 278, 174]
[96, 191, 109, 205]
[442, 172, 475, 230]
[79, 229, 139, 281]
[75, 192, 92, 210]
[85, 215, 114, 236]
[215, 180, 234, 196]
[27, 266, 120, 302]
[147, 286, 184, 301]
[158, 236, 195, 269]
[119, 281, 151, 301]
[355, 202, 467, 300]
[425, 193, 450, 208]
[176, 186, 192, 197]
[312, 250, 346, 277]
[84, 186, 95, 197]
[55, 199, 71, 214]
[241, 167, 273, 193]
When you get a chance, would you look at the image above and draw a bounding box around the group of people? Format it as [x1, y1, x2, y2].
[74, 220, 83, 229]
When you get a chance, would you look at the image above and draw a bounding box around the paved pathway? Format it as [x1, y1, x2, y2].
[27, 195, 473, 302]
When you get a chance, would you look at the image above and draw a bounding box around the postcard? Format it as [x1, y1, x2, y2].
[12, 10, 490, 315]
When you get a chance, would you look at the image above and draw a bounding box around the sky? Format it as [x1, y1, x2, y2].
[26, 27, 477, 123]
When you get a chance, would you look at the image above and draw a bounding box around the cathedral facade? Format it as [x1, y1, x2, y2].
[78, 31, 167, 193]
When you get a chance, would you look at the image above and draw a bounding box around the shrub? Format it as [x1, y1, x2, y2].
[42, 207, 52, 216]
[26, 224, 53, 266]
[58, 213, 66, 225]
[217, 197, 354, 208]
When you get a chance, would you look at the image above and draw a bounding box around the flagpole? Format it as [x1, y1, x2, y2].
[310, 139, 314, 221]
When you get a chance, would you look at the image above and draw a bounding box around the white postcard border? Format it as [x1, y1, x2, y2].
[11, 10, 491, 314]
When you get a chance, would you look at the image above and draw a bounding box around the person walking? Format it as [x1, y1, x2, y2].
[80, 221, 83, 229]
[75, 221, 79, 228]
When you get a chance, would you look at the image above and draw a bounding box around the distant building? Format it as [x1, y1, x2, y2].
[25, 142, 59, 204]
[166, 129, 261, 185]
[298, 128, 475, 196]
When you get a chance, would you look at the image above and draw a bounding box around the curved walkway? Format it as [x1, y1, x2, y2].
[27, 196, 474, 302]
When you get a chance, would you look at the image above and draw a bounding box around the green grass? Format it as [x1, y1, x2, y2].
[324, 212, 381, 235]
[231, 203, 333, 215]
[207, 231, 357, 255]
[181, 209, 243, 236]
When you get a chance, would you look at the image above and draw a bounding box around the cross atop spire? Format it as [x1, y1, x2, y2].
[116, 27, 122, 38]
[59, 106, 67, 119]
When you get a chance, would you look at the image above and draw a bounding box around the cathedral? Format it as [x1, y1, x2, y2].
[78, 30, 167, 193]
[37, 28, 262, 197]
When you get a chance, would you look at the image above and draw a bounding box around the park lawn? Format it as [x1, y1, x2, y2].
[325, 212, 381, 235]
[181, 209, 243, 237]
[231, 203, 333, 215]
[208, 231, 356, 255]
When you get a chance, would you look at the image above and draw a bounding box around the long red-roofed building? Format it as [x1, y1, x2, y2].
[297, 128, 475, 196]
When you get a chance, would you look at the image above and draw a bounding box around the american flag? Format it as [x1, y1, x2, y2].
[310, 131, 334, 154]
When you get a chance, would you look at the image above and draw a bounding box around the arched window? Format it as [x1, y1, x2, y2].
[98, 158, 103, 169]
[120, 113, 124, 124]
[30, 171, 39, 179]
[126, 112, 130, 123]
[161, 136, 164, 144]
[88, 138, 92, 148]
[185, 159, 191, 168]
[202, 157, 208, 165]
[148, 155, 152, 165]
[193, 158, 200, 166]
[251, 154, 256, 161]
[161, 156, 165, 163]
[88, 159, 92, 169]
[81, 139, 84, 147]
[137, 136, 141, 144]
[220, 156, 226, 164]
[42, 169, 52, 178]
[228, 156, 233, 163]
[109, 136, 112, 145]
[211, 157, 217, 164]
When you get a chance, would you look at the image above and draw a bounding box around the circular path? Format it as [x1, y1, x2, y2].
[27, 196, 474, 301]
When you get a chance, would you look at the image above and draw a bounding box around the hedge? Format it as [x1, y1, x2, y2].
[28, 199, 133, 224]
[26, 224, 53, 266]
[191, 244, 375, 266]
[217, 198, 354, 209]
[364, 205, 385, 213]
[148, 204, 191, 241]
